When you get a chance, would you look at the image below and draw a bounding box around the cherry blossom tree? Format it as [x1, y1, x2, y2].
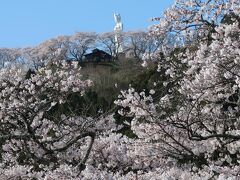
[68, 32, 97, 62]
[97, 32, 117, 60]
[20, 36, 69, 70]
[0, 48, 24, 68]
[0, 60, 96, 173]
[150, 0, 240, 45]
[116, 7, 240, 180]
[125, 31, 162, 61]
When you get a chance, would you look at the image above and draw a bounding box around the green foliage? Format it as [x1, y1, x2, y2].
[113, 109, 138, 139]
[221, 12, 240, 25]
[46, 90, 110, 119]
[43, 58, 172, 139]
[25, 69, 36, 79]
[81, 58, 144, 103]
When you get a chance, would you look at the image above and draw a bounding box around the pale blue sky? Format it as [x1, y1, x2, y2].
[0, 0, 174, 48]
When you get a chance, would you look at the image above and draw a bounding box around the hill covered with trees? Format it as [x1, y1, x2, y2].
[0, 0, 239, 179]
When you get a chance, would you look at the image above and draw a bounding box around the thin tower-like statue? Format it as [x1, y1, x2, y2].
[114, 13, 124, 53]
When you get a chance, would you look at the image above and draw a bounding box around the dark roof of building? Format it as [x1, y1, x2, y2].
[84, 48, 112, 59]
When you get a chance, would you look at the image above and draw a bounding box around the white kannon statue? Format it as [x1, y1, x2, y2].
[114, 13, 124, 53]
